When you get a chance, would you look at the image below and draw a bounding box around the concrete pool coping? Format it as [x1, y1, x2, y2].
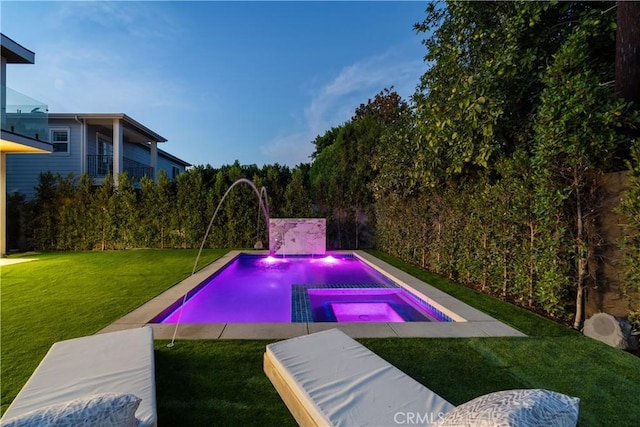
[99, 250, 526, 339]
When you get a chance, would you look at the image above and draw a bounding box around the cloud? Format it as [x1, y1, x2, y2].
[260, 131, 316, 167]
[305, 51, 424, 134]
[10, 41, 186, 118]
[53, 1, 185, 41]
[261, 50, 426, 166]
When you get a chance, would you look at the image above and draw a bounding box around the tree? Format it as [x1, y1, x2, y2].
[175, 168, 208, 248]
[31, 172, 58, 250]
[94, 173, 117, 251]
[354, 88, 409, 125]
[310, 126, 341, 159]
[283, 165, 314, 218]
[114, 173, 139, 249]
[614, 1, 640, 160]
[74, 174, 95, 250]
[339, 116, 381, 248]
[311, 89, 410, 248]
[6, 192, 27, 251]
[532, 12, 638, 328]
[310, 141, 345, 248]
[615, 1, 640, 109]
[370, 99, 420, 199]
[413, 1, 596, 183]
[155, 171, 174, 248]
[139, 176, 159, 248]
[261, 163, 291, 218]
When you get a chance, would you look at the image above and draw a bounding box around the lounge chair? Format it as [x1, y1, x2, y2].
[265, 329, 580, 426]
[1, 326, 157, 426]
[264, 328, 454, 426]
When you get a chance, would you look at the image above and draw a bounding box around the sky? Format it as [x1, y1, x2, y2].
[1, 0, 429, 168]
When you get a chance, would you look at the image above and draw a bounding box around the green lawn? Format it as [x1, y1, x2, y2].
[2, 250, 639, 426]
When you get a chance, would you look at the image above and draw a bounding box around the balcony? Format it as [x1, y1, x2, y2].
[1, 86, 48, 143]
[87, 155, 154, 183]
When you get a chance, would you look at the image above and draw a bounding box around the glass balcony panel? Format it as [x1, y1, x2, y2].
[87, 155, 154, 183]
[1, 86, 49, 142]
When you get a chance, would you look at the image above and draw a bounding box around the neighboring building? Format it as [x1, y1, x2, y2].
[6, 113, 191, 198]
[1, 33, 52, 256]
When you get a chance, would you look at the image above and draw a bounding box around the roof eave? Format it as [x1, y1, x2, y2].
[48, 113, 167, 143]
[1, 34, 35, 64]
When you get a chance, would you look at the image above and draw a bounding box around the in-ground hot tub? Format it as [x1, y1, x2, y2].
[308, 288, 449, 322]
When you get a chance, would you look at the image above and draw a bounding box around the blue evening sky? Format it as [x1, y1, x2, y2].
[2, 1, 429, 167]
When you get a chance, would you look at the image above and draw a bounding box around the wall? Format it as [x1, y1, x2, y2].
[5, 119, 81, 198]
[587, 171, 632, 318]
[269, 218, 326, 255]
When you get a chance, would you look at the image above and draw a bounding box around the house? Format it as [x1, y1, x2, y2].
[1, 33, 52, 256]
[6, 112, 191, 198]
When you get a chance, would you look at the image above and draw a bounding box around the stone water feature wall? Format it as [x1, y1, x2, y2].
[269, 218, 326, 255]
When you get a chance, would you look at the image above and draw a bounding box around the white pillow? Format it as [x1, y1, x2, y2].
[1, 392, 141, 427]
[436, 389, 579, 427]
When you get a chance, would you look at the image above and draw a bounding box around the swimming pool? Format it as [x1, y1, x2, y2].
[152, 254, 454, 323]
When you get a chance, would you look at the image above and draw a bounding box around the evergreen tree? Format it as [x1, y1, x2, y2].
[94, 173, 117, 251]
[139, 176, 159, 248]
[31, 172, 59, 250]
[283, 166, 314, 218]
[75, 174, 95, 250]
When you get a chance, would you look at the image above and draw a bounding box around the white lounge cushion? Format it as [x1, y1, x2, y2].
[266, 328, 455, 426]
[436, 389, 579, 427]
[1, 327, 157, 427]
[1, 393, 141, 427]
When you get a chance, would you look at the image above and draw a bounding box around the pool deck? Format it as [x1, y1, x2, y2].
[99, 251, 526, 340]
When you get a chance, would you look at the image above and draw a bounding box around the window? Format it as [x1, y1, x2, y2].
[51, 128, 70, 154]
[96, 134, 113, 176]
[172, 166, 181, 179]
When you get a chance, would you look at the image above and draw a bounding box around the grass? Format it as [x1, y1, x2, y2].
[2, 249, 639, 425]
[153, 340, 294, 425]
[0, 249, 225, 413]
[366, 250, 575, 337]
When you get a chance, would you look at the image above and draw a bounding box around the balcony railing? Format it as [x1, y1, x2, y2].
[1, 86, 49, 142]
[87, 155, 154, 183]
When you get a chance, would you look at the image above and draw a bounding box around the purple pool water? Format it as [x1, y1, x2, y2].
[308, 288, 438, 322]
[332, 303, 404, 322]
[154, 254, 449, 323]
[157, 254, 397, 323]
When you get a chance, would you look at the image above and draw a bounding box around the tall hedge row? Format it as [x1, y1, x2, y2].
[10, 162, 313, 252]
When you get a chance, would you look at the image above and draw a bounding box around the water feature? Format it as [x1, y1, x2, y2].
[191, 178, 270, 275]
[168, 178, 270, 347]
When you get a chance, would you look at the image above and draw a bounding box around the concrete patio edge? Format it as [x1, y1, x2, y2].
[98, 250, 527, 340]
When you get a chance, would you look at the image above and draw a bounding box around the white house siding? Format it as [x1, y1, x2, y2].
[123, 142, 153, 166]
[157, 154, 187, 179]
[6, 119, 188, 199]
[122, 143, 188, 179]
[6, 120, 82, 198]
